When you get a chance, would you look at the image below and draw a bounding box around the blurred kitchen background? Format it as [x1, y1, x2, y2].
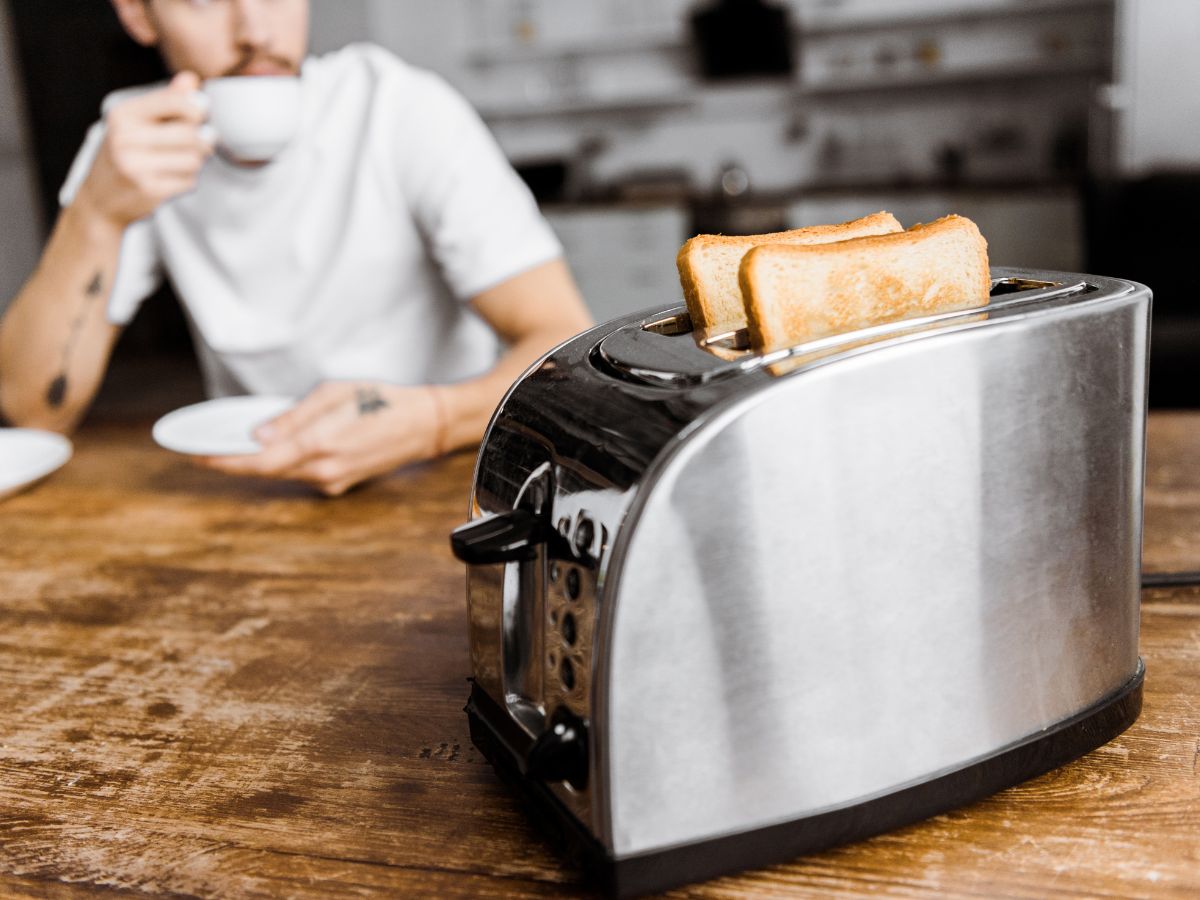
[1, 0, 1198, 410]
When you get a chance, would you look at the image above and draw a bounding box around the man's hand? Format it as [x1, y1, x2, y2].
[193, 259, 591, 497]
[193, 382, 445, 496]
[74, 72, 215, 229]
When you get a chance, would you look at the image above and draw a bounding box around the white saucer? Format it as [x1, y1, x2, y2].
[0, 429, 73, 500]
[152, 395, 295, 456]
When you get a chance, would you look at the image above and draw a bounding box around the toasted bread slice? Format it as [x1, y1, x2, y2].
[739, 214, 990, 355]
[677, 211, 903, 336]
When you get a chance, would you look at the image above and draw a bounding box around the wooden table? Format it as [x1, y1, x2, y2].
[1, 414, 1198, 899]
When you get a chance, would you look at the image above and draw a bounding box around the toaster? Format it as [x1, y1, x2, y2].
[451, 268, 1150, 897]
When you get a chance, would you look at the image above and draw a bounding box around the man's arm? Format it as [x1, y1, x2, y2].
[0, 209, 125, 432]
[200, 257, 593, 495]
[440, 256, 593, 452]
[0, 72, 213, 432]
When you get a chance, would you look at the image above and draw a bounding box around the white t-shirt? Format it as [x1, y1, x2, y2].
[60, 44, 562, 397]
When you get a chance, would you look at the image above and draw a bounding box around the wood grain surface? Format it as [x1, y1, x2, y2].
[1, 414, 1198, 899]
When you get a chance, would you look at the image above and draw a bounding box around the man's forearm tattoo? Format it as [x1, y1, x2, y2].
[46, 270, 105, 409]
[356, 387, 389, 416]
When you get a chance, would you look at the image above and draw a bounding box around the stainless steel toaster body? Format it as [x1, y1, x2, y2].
[454, 269, 1150, 897]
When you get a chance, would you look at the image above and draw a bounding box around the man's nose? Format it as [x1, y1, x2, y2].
[232, 0, 271, 50]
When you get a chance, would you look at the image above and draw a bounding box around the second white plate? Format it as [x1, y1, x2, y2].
[152, 395, 295, 456]
[0, 428, 73, 500]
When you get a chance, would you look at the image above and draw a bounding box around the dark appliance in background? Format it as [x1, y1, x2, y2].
[8, 0, 165, 232]
[690, 0, 795, 80]
[686, 1, 794, 238]
[1085, 173, 1200, 408]
[7, 0, 193, 360]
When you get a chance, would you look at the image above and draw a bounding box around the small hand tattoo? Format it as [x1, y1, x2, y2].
[356, 387, 389, 416]
[46, 270, 105, 410]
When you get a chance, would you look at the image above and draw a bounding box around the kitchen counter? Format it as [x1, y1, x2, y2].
[538, 179, 1084, 213]
[1, 414, 1198, 898]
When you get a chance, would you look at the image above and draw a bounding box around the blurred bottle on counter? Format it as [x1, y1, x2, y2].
[691, 160, 786, 236]
[717, 161, 751, 201]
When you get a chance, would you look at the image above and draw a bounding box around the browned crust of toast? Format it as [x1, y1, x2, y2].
[677, 211, 903, 334]
[739, 214, 991, 355]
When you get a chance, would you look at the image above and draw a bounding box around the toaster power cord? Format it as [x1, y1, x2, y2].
[1141, 570, 1200, 588]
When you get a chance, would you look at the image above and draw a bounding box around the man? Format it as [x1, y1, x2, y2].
[0, 0, 592, 495]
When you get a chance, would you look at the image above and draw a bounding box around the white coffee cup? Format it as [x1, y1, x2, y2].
[202, 76, 302, 162]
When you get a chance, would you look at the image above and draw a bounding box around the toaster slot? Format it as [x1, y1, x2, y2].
[701, 328, 752, 353]
[991, 276, 1061, 295]
[592, 270, 1094, 388]
[642, 312, 693, 336]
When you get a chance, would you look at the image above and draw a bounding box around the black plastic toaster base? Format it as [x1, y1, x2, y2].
[467, 662, 1144, 899]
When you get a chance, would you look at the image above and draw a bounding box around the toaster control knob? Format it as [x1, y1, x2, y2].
[527, 708, 588, 790]
[573, 517, 595, 557]
[450, 510, 546, 565]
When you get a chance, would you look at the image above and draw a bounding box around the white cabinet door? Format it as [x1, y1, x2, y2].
[546, 204, 688, 325]
[0, 3, 42, 309]
[0, 163, 42, 307]
[0, 4, 27, 155]
[1117, 0, 1200, 176]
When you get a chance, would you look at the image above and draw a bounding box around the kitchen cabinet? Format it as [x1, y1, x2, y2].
[544, 203, 688, 323]
[545, 189, 1085, 328]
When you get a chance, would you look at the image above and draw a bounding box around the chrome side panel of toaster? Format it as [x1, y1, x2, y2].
[598, 286, 1149, 857]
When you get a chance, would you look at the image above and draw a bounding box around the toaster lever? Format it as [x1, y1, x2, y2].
[451, 510, 547, 565]
[526, 707, 588, 790]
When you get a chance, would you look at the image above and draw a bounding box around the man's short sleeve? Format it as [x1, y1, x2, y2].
[399, 71, 562, 302]
[59, 120, 163, 326]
